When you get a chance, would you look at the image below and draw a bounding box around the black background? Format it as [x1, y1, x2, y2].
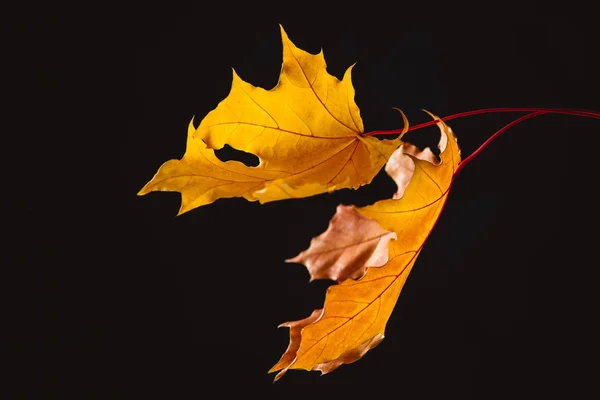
[12, 2, 600, 399]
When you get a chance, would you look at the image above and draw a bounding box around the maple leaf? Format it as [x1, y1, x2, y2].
[138, 26, 402, 215]
[286, 204, 397, 282]
[270, 113, 461, 380]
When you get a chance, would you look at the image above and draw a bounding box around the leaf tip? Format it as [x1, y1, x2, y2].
[272, 370, 285, 383]
[391, 107, 409, 139]
[230, 67, 241, 81]
[279, 23, 290, 43]
[420, 108, 440, 123]
[342, 62, 357, 83]
[137, 177, 159, 197]
[176, 202, 192, 217]
[137, 185, 149, 196]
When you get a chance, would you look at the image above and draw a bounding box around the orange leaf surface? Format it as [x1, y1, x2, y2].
[270, 113, 461, 380]
[138, 26, 402, 214]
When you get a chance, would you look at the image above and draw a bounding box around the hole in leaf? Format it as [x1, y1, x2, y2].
[214, 144, 260, 167]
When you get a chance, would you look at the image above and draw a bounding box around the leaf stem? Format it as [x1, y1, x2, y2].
[453, 111, 548, 176]
[364, 107, 600, 176]
[363, 107, 600, 137]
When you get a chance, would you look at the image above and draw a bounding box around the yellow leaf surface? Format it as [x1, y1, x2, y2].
[270, 113, 461, 380]
[138, 26, 402, 214]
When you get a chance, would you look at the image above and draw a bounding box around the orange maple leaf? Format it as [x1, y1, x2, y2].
[271, 113, 461, 380]
[138, 26, 403, 214]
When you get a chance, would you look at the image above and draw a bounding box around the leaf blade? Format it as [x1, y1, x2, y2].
[139, 26, 401, 213]
[271, 114, 461, 378]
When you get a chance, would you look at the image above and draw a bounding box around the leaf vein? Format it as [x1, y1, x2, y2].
[284, 39, 359, 134]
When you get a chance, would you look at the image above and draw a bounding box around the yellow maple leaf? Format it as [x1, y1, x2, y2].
[138, 26, 403, 214]
[270, 113, 461, 380]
